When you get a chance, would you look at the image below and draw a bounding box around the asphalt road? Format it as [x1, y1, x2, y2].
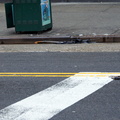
[0, 52, 120, 120]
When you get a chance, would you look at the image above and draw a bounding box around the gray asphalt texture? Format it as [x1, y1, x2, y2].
[0, 2, 120, 120]
[0, 52, 120, 120]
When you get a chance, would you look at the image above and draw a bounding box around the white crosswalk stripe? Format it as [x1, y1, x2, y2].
[0, 72, 119, 120]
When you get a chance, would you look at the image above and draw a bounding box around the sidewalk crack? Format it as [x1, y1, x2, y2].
[101, 5, 114, 12]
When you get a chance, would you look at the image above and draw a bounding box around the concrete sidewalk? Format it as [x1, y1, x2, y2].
[0, 3, 120, 43]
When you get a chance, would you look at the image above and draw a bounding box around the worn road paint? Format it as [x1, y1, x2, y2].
[0, 72, 117, 120]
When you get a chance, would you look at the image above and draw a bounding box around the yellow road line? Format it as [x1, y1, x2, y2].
[0, 75, 77, 77]
[0, 75, 72, 77]
[0, 72, 119, 77]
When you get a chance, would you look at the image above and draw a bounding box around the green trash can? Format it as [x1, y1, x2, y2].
[5, 0, 52, 32]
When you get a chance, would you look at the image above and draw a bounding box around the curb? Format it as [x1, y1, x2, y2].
[0, 35, 120, 44]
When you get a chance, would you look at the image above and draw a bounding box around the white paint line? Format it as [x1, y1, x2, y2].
[0, 73, 115, 120]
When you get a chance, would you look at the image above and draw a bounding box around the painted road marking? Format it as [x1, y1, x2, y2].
[0, 72, 120, 77]
[0, 72, 119, 120]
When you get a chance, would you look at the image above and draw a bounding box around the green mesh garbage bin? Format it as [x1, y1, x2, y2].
[5, 0, 52, 32]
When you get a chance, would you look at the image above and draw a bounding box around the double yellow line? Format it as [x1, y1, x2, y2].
[0, 72, 120, 77]
[0, 73, 74, 77]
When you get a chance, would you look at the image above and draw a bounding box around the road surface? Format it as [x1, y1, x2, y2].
[0, 52, 120, 120]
